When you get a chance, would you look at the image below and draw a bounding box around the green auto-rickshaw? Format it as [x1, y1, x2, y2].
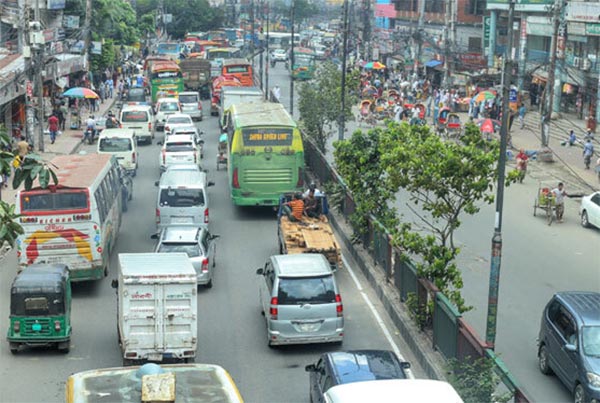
[7, 264, 72, 354]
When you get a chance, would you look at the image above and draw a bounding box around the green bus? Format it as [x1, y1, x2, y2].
[150, 60, 184, 103]
[222, 101, 305, 206]
[291, 47, 316, 80]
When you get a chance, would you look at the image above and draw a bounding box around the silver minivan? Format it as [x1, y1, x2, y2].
[154, 169, 214, 229]
[256, 254, 344, 347]
[152, 226, 219, 288]
[178, 91, 203, 121]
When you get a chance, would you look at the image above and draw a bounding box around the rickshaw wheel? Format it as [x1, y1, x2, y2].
[9, 342, 18, 354]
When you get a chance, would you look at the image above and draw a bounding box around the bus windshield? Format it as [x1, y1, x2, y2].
[99, 138, 133, 152]
[225, 65, 249, 74]
[242, 128, 294, 147]
[21, 191, 88, 212]
[151, 70, 182, 80]
[295, 54, 314, 66]
[157, 43, 180, 54]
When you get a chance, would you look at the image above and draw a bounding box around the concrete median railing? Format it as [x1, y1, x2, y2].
[303, 136, 531, 402]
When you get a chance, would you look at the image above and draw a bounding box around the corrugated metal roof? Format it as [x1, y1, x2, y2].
[231, 101, 296, 128]
[45, 153, 114, 189]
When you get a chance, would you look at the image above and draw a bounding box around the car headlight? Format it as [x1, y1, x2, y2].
[588, 372, 600, 388]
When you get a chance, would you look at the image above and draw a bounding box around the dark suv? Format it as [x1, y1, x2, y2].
[305, 350, 411, 403]
[538, 292, 600, 403]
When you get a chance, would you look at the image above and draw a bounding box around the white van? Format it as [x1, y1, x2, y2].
[154, 169, 214, 229]
[97, 128, 138, 176]
[120, 104, 154, 144]
[323, 379, 464, 403]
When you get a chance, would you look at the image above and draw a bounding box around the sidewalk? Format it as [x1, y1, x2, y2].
[0, 97, 116, 204]
[345, 106, 599, 194]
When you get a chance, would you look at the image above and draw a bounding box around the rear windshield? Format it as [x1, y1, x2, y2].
[166, 142, 194, 152]
[159, 188, 205, 207]
[225, 65, 249, 74]
[159, 102, 179, 112]
[121, 111, 148, 122]
[126, 90, 146, 102]
[277, 275, 336, 305]
[99, 137, 132, 152]
[168, 117, 192, 124]
[179, 94, 199, 103]
[21, 191, 88, 212]
[157, 243, 202, 257]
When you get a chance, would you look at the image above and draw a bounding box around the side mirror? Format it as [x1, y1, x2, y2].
[256, 268, 264, 275]
[401, 362, 411, 369]
[150, 233, 159, 240]
[305, 364, 316, 372]
[161, 119, 166, 122]
[199, 139, 205, 144]
[111, 279, 118, 289]
[157, 141, 163, 146]
[207, 181, 215, 187]
[565, 343, 577, 352]
[210, 234, 220, 240]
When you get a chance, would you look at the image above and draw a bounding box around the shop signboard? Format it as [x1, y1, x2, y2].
[568, 22, 586, 36]
[375, 4, 396, 18]
[47, 0, 66, 10]
[509, 87, 518, 112]
[487, 0, 553, 12]
[586, 24, 600, 36]
[566, 2, 600, 22]
[526, 16, 553, 37]
[63, 15, 80, 29]
[483, 16, 491, 52]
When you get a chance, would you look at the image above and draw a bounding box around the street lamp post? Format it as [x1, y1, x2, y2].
[289, 0, 295, 115]
[485, 0, 515, 350]
[338, 0, 349, 141]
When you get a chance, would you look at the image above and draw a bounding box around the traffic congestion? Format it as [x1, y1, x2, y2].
[0, 25, 470, 402]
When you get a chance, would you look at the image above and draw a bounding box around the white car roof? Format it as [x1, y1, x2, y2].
[157, 97, 179, 104]
[165, 134, 195, 143]
[166, 113, 193, 121]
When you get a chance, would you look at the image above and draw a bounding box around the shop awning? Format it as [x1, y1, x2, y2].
[0, 53, 26, 106]
[425, 59, 443, 68]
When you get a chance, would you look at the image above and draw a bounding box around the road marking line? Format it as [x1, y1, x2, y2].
[342, 255, 414, 378]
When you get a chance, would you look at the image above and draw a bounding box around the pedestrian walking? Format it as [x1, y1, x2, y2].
[518, 104, 526, 129]
[551, 182, 568, 223]
[583, 139, 594, 169]
[47, 113, 59, 144]
[59, 102, 68, 131]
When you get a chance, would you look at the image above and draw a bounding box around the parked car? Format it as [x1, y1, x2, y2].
[580, 191, 600, 229]
[178, 91, 203, 121]
[158, 134, 202, 173]
[538, 291, 600, 403]
[151, 226, 219, 288]
[164, 113, 194, 136]
[154, 97, 181, 131]
[305, 350, 411, 403]
[255, 254, 344, 347]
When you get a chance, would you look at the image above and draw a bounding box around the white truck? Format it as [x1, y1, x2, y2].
[114, 253, 198, 366]
[219, 86, 264, 128]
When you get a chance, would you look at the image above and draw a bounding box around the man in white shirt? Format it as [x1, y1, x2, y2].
[551, 182, 568, 223]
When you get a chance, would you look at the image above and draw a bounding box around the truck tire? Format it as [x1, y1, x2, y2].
[9, 342, 18, 354]
[57, 341, 70, 353]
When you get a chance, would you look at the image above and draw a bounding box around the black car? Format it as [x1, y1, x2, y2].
[305, 350, 411, 403]
[538, 292, 600, 403]
[125, 87, 147, 103]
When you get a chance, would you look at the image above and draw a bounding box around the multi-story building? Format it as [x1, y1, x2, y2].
[0, 0, 87, 139]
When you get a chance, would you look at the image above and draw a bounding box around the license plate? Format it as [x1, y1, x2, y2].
[148, 353, 163, 361]
[297, 322, 321, 332]
[172, 216, 193, 223]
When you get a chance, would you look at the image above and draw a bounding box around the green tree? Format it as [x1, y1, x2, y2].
[447, 356, 513, 403]
[298, 62, 359, 152]
[335, 123, 504, 313]
[162, 0, 224, 39]
[90, 39, 116, 74]
[0, 126, 58, 247]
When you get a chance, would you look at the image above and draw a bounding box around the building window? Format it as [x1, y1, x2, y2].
[465, 0, 485, 16]
[468, 37, 482, 52]
[395, 0, 418, 12]
[425, 0, 444, 13]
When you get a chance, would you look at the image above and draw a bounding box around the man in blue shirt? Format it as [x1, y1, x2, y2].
[583, 139, 594, 169]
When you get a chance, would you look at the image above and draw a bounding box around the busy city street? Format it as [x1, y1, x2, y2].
[0, 92, 426, 402]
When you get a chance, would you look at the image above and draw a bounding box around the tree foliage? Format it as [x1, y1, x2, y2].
[150, 0, 224, 39]
[298, 63, 359, 152]
[335, 123, 504, 312]
[90, 39, 116, 73]
[271, 0, 320, 21]
[447, 356, 513, 403]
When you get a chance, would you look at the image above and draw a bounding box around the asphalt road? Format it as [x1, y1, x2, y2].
[0, 91, 425, 402]
[265, 62, 600, 402]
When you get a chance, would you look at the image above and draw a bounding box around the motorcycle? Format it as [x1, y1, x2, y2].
[83, 127, 96, 145]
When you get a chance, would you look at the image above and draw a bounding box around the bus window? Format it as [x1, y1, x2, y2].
[21, 191, 88, 212]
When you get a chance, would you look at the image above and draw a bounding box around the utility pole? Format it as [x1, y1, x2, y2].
[449, 0, 457, 85]
[259, 0, 264, 91]
[84, 0, 92, 67]
[485, 0, 515, 350]
[413, 0, 426, 74]
[442, 0, 450, 87]
[25, 5, 35, 147]
[362, 0, 371, 61]
[265, 1, 270, 101]
[34, 0, 44, 152]
[289, 0, 295, 114]
[338, 0, 349, 141]
[250, 0, 255, 67]
[541, 0, 561, 147]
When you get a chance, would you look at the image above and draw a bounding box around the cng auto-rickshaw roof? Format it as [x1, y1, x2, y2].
[12, 264, 69, 291]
